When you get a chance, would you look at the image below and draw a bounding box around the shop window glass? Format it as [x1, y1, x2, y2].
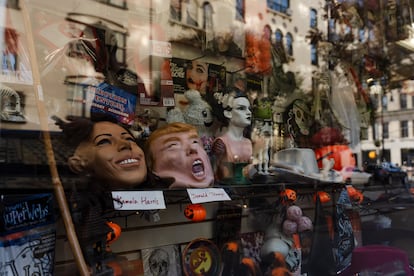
[3, 2, 414, 274]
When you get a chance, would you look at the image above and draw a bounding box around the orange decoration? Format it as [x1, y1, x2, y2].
[272, 252, 287, 267]
[352, 190, 364, 204]
[184, 204, 207, 222]
[225, 241, 239, 252]
[271, 267, 291, 276]
[280, 188, 297, 204]
[245, 31, 272, 74]
[106, 261, 123, 276]
[315, 144, 356, 171]
[241, 257, 255, 269]
[241, 257, 261, 275]
[292, 233, 301, 249]
[313, 191, 331, 203]
[106, 221, 122, 244]
[346, 185, 358, 197]
[346, 186, 364, 203]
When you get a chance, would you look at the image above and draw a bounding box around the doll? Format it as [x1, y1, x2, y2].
[212, 87, 253, 181]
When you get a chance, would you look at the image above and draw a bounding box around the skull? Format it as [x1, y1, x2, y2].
[149, 248, 170, 276]
[292, 100, 310, 135]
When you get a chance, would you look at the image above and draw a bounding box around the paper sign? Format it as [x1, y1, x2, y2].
[112, 191, 166, 210]
[187, 188, 231, 204]
[151, 40, 172, 58]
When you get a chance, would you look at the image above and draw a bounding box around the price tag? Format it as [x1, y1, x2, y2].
[187, 188, 232, 204]
[112, 191, 166, 210]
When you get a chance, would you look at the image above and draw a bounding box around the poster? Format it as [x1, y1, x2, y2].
[1, 27, 33, 84]
[170, 57, 188, 94]
[141, 244, 182, 276]
[66, 80, 138, 125]
[138, 56, 175, 107]
[136, 39, 175, 107]
[0, 193, 56, 276]
[170, 57, 226, 112]
[170, 58, 226, 96]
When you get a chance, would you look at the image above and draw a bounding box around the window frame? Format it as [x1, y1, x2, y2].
[401, 120, 409, 138]
[267, 0, 290, 14]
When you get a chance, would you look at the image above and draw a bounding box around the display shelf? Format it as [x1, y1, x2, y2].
[0, 128, 346, 194]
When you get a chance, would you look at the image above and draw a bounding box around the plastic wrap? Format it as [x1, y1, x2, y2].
[328, 65, 361, 148]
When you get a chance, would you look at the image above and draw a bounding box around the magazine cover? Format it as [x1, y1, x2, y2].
[141, 244, 182, 276]
[0, 193, 56, 276]
[138, 56, 175, 107]
[170, 58, 225, 97]
[170, 58, 225, 113]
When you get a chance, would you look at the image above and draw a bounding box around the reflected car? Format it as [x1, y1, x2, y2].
[364, 162, 408, 186]
[340, 166, 373, 186]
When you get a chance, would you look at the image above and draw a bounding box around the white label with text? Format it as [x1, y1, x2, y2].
[187, 188, 232, 204]
[112, 191, 166, 210]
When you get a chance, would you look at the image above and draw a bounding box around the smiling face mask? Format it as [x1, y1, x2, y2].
[69, 121, 147, 188]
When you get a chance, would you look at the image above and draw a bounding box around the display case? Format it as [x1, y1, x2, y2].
[1, 1, 414, 275]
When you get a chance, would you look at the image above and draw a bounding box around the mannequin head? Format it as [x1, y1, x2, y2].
[146, 122, 214, 188]
[58, 114, 147, 189]
[214, 87, 252, 128]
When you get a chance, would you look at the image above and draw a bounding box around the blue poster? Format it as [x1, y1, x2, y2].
[90, 82, 137, 125]
[1, 193, 56, 276]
